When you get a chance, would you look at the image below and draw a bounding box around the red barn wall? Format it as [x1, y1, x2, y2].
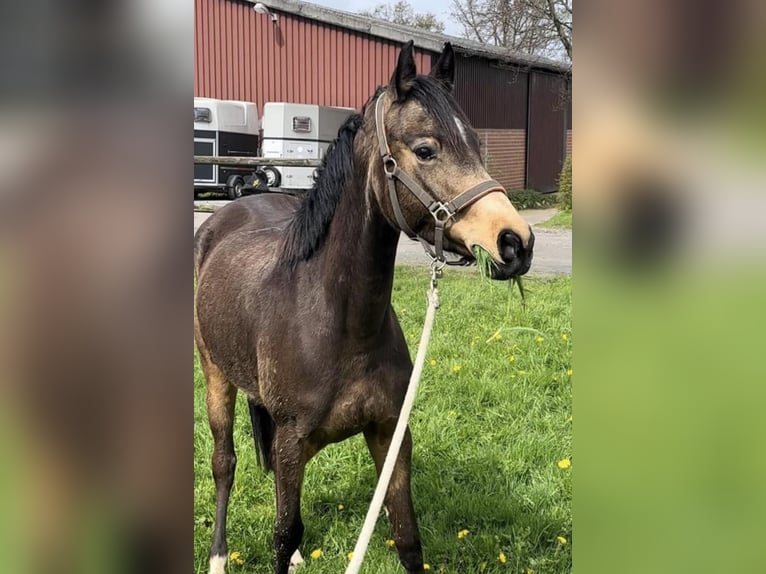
[194, 0, 434, 113]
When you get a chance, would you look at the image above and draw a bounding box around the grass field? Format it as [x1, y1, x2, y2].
[538, 211, 572, 230]
[194, 268, 572, 574]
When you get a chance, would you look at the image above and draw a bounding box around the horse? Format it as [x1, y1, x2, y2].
[194, 41, 535, 574]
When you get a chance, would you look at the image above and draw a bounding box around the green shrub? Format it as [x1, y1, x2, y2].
[558, 155, 572, 211]
[506, 189, 559, 210]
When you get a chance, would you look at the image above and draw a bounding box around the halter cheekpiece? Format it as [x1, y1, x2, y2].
[374, 92, 505, 266]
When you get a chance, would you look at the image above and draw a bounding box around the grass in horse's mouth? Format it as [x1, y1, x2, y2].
[472, 245, 526, 303]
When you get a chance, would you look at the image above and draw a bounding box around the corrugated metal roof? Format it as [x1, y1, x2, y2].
[248, 0, 570, 74]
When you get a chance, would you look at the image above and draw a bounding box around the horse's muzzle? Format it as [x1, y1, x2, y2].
[494, 227, 534, 279]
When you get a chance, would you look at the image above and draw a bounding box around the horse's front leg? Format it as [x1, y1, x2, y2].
[364, 424, 424, 574]
[273, 427, 309, 574]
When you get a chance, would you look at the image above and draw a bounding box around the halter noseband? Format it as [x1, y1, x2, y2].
[374, 92, 505, 265]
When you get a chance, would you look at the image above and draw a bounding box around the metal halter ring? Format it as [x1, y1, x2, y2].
[430, 202, 454, 224]
[430, 257, 446, 274]
[383, 155, 397, 177]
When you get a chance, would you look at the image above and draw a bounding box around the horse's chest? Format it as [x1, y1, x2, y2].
[319, 380, 397, 442]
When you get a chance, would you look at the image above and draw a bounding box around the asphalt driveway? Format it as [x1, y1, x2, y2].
[194, 202, 571, 276]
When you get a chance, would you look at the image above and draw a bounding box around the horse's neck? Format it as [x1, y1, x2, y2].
[317, 160, 401, 336]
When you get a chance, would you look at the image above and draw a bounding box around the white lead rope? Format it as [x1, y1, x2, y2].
[344, 280, 440, 574]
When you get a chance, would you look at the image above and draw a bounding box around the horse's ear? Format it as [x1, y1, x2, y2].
[430, 42, 455, 91]
[391, 40, 417, 101]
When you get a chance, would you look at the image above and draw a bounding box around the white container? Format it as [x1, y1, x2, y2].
[194, 98, 260, 192]
[260, 103, 355, 190]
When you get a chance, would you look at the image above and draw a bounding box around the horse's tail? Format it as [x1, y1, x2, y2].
[247, 398, 275, 473]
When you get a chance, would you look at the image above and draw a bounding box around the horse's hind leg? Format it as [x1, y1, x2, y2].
[202, 357, 238, 574]
[273, 427, 309, 574]
[364, 424, 424, 574]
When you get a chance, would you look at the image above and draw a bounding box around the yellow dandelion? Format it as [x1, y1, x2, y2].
[518, 370, 527, 375]
[508, 355, 516, 362]
[429, 359, 437, 367]
[557, 458, 571, 469]
[561, 334, 568, 341]
[448, 410, 457, 417]
[310, 549, 322, 560]
[457, 529, 470, 539]
[452, 364, 462, 374]
[423, 563, 431, 570]
[229, 551, 245, 565]
[566, 369, 573, 376]
[385, 539, 396, 548]
[498, 552, 507, 564]
[347, 552, 354, 561]
[479, 562, 487, 572]
[494, 333, 503, 341]
[535, 336, 544, 343]
[526, 569, 534, 574]
[337, 503, 345, 511]
[557, 536, 568, 545]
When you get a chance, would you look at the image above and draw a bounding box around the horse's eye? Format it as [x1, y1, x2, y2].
[414, 146, 436, 161]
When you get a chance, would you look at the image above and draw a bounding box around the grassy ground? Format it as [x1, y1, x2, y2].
[538, 211, 572, 230]
[194, 268, 572, 574]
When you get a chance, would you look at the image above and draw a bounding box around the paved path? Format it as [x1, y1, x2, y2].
[194, 203, 571, 275]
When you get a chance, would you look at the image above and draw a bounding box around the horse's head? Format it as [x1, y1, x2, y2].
[366, 41, 534, 279]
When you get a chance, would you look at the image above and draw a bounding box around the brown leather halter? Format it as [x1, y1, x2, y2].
[374, 92, 505, 265]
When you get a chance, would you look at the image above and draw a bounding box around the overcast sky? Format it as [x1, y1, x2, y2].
[305, 0, 464, 37]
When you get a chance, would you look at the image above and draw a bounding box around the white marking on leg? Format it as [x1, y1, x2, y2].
[455, 116, 469, 146]
[288, 549, 304, 573]
[209, 554, 227, 574]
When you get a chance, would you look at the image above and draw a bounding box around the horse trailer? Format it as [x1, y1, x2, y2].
[194, 97, 261, 199]
[260, 103, 355, 191]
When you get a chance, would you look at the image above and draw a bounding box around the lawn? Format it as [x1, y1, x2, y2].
[194, 268, 572, 574]
[538, 211, 572, 230]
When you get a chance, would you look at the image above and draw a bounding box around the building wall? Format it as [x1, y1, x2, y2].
[452, 55, 528, 130]
[195, 0, 572, 193]
[526, 70, 567, 192]
[476, 129, 526, 190]
[195, 0, 433, 112]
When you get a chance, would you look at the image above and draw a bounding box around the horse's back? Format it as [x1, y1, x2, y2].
[194, 193, 301, 275]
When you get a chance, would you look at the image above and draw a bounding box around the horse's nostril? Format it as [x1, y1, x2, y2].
[498, 231, 522, 263]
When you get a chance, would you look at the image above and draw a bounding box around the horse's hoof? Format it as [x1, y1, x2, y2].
[288, 549, 304, 573]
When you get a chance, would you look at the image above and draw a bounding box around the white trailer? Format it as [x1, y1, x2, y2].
[260, 103, 355, 190]
[194, 97, 260, 199]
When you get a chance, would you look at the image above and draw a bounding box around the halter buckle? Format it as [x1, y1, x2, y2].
[429, 202, 454, 224]
[383, 155, 397, 177]
[430, 257, 446, 275]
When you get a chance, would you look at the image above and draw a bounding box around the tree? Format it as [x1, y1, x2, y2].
[539, 0, 572, 60]
[360, 1, 446, 34]
[451, 0, 571, 62]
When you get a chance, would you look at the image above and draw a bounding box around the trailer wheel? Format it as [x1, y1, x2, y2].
[226, 175, 245, 200]
[261, 167, 281, 188]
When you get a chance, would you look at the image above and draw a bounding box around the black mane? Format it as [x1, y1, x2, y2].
[280, 112, 364, 268]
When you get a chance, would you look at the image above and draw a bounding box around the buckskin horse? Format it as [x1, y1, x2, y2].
[194, 41, 534, 574]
